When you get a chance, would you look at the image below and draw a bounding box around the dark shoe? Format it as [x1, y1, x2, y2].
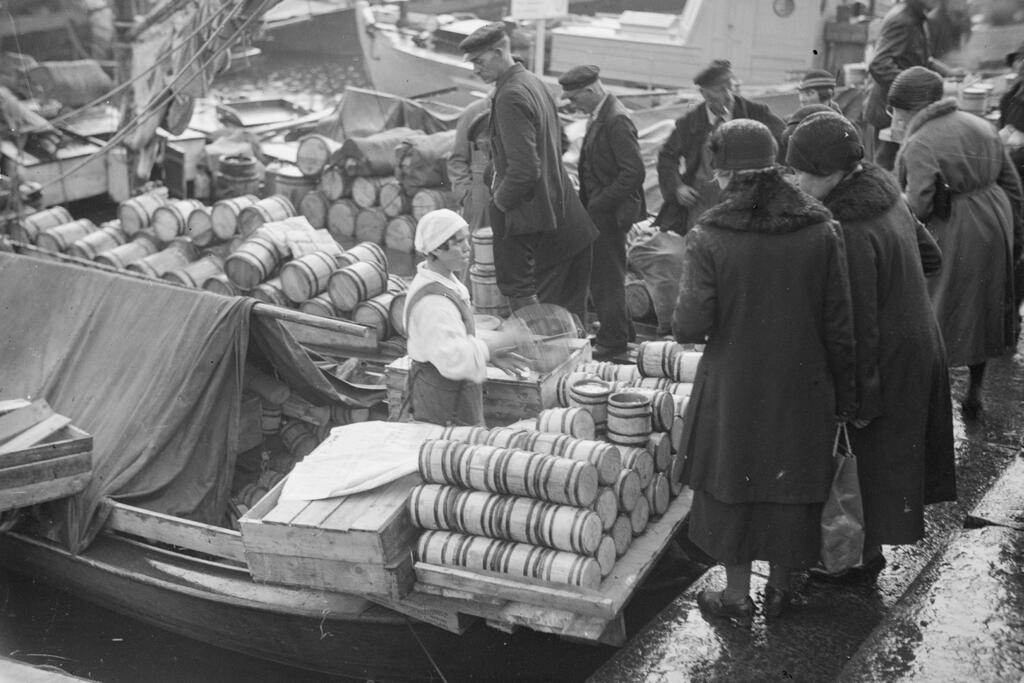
[763, 585, 794, 618]
[592, 343, 628, 361]
[807, 554, 887, 585]
[696, 590, 755, 624]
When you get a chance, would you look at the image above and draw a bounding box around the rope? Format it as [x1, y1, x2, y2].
[404, 618, 449, 683]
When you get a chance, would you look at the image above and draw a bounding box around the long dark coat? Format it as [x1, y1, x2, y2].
[578, 93, 645, 229]
[653, 96, 785, 235]
[863, 1, 931, 129]
[825, 162, 956, 547]
[672, 171, 858, 507]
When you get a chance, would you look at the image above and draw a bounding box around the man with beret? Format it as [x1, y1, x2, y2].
[459, 22, 597, 321]
[559, 64, 645, 360]
[797, 69, 843, 114]
[653, 59, 785, 236]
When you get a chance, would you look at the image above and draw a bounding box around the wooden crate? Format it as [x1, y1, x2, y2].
[239, 472, 422, 598]
[0, 424, 92, 512]
[384, 338, 592, 426]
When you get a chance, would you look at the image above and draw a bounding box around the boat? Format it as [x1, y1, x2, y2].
[258, 0, 362, 57]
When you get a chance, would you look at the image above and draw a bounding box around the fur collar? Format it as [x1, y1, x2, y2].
[905, 97, 959, 138]
[823, 162, 901, 222]
[700, 170, 832, 234]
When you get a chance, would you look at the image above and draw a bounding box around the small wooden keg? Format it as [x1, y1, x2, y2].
[482, 427, 530, 450]
[330, 404, 370, 425]
[537, 407, 596, 441]
[119, 190, 168, 235]
[620, 446, 654, 489]
[620, 388, 675, 433]
[625, 276, 654, 320]
[338, 241, 388, 270]
[612, 468, 641, 513]
[211, 194, 258, 241]
[280, 419, 318, 459]
[590, 486, 618, 531]
[411, 188, 456, 220]
[559, 439, 622, 486]
[94, 232, 161, 269]
[224, 235, 279, 290]
[300, 292, 341, 319]
[298, 190, 332, 230]
[471, 227, 495, 268]
[439, 425, 489, 445]
[319, 164, 350, 201]
[567, 380, 612, 434]
[384, 215, 417, 253]
[67, 223, 127, 260]
[646, 431, 673, 473]
[595, 535, 617, 577]
[352, 291, 395, 339]
[378, 177, 409, 218]
[279, 250, 339, 303]
[163, 254, 225, 288]
[629, 495, 650, 536]
[186, 206, 215, 246]
[12, 206, 72, 243]
[127, 239, 200, 279]
[521, 430, 572, 458]
[250, 276, 289, 306]
[354, 207, 388, 245]
[670, 350, 703, 383]
[266, 163, 317, 210]
[388, 291, 407, 337]
[636, 340, 684, 378]
[326, 198, 361, 242]
[36, 218, 98, 253]
[554, 372, 597, 408]
[238, 195, 295, 238]
[605, 392, 652, 447]
[296, 134, 341, 177]
[351, 175, 395, 209]
[151, 198, 205, 243]
[327, 260, 387, 312]
[644, 472, 670, 516]
[611, 514, 632, 557]
[202, 272, 241, 297]
[261, 402, 283, 435]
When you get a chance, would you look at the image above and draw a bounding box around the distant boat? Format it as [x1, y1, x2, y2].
[258, 0, 361, 57]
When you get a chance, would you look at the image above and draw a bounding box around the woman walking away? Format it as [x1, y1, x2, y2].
[673, 120, 857, 622]
[890, 66, 1023, 418]
[788, 112, 957, 583]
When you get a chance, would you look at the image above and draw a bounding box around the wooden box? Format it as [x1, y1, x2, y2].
[239, 472, 421, 598]
[0, 139, 109, 206]
[0, 424, 92, 512]
[384, 338, 592, 426]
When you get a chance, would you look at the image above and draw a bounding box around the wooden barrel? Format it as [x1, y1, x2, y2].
[611, 514, 632, 556]
[567, 380, 611, 434]
[351, 175, 393, 209]
[251, 276, 289, 306]
[605, 392, 652, 448]
[330, 404, 370, 425]
[67, 223, 127, 260]
[238, 195, 295, 238]
[416, 529, 601, 590]
[35, 218, 98, 253]
[482, 427, 529, 450]
[595, 535, 617, 577]
[224, 236, 279, 290]
[282, 394, 330, 426]
[267, 163, 317, 210]
[388, 291, 407, 337]
[202, 272, 241, 297]
[537, 407, 595, 441]
[645, 473, 670, 516]
[558, 439, 622, 486]
[439, 425, 489, 444]
[629, 495, 650, 536]
[152, 199, 205, 243]
[625, 276, 654, 320]
[387, 273, 409, 293]
[554, 372, 597, 408]
[326, 198, 360, 242]
[646, 431, 672, 473]
[186, 206, 215, 246]
[418, 439, 599, 507]
[521, 430, 571, 458]
[411, 188, 455, 220]
[668, 453, 684, 496]
[633, 377, 672, 391]
[590, 487, 618, 531]
[327, 260, 387, 312]
[471, 227, 494, 268]
[163, 254, 225, 288]
[298, 190, 331, 230]
[352, 291, 394, 339]
[236, 483, 269, 507]
[119, 190, 168, 235]
[609, 364, 641, 383]
[338, 241, 388, 270]
[127, 239, 200, 278]
[319, 164, 350, 201]
[636, 340, 684, 378]
[301, 292, 341, 318]
[12, 206, 72, 243]
[620, 388, 674, 433]
[94, 232, 161, 269]
[384, 215, 417, 253]
[279, 251, 338, 303]
[409, 484, 604, 556]
[215, 155, 262, 201]
[261, 402, 283, 435]
[378, 178, 410, 218]
[296, 134, 342, 177]
[670, 414, 684, 455]
[280, 419, 318, 459]
[620, 446, 654, 489]
[671, 350, 702, 383]
[211, 194, 258, 241]
[613, 469, 641, 513]
[354, 207, 387, 245]
[469, 264, 508, 316]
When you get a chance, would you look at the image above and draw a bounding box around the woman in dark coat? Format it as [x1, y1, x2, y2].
[672, 120, 857, 621]
[788, 112, 956, 580]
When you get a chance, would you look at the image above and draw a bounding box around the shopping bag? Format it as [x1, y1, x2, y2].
[820, 424, 864, 573]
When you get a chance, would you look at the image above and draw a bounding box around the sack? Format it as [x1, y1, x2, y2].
[820, 424, 864, 573]
[395, 130, 456, 195]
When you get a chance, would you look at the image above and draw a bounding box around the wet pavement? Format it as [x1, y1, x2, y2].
[591, 338, 1024, 683]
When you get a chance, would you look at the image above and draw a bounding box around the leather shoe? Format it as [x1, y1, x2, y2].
[696, 590, 754, 624]
[591, 343, 628, 361]
[808, 554, 886, 585]
[763, 585, 794, 618]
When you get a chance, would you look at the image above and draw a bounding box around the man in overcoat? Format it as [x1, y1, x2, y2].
[559, 65, 645, 359]
[459, 24, 597, 321]
[654, 59, 784, 236]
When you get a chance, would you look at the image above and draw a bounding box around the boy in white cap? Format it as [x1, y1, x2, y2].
[403, 209, 522, 426]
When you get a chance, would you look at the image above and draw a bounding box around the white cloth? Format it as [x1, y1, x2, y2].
[414, 208, 467, 254]
[405, 264, 490, 383]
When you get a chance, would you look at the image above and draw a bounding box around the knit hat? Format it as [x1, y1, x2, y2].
[694, 59, 733, 88]
[710, 119, 778, 171]
[785, 103, 834, 128]
[786, 111, 864, 175]
[414, 209, 467, 255]
[887, 66, 943, 111]
[799, 69, 837, 90]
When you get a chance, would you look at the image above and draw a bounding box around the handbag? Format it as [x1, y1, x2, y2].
[820, 423, 865, 573]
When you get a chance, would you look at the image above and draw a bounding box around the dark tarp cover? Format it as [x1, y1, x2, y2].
[0, 252, 341, 552]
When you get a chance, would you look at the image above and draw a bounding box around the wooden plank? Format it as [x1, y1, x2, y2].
[367, 592, 477, 635]
[0, 414, 72, 455]
[0, 472, 91, 512]
[288, 496, 345, 528]
[245, 551, 414, 598]
[0, 399, 52, 442]
[0, 425, 91, 468]
[0, 399, 31, 415]
[104, 500, 248, 565]
[0, 451, 91, 489]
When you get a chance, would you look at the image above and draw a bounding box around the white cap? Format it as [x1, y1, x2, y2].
[414, 209, 468, 255]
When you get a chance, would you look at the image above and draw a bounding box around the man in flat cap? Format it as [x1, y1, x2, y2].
[797, 69, 843, 114]
[560, 64, 645, 360]
[653, 59, 784, 236]
[459, 22, 597, 321]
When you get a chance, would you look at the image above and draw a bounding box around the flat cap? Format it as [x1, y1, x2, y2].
[459, 22, 508, 59]
[558, 65, 600, 93]
[799, 69, 837, 90]
[694, 59, 733, 88]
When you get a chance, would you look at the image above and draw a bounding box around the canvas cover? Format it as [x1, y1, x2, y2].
[0, 252, 342, 552]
